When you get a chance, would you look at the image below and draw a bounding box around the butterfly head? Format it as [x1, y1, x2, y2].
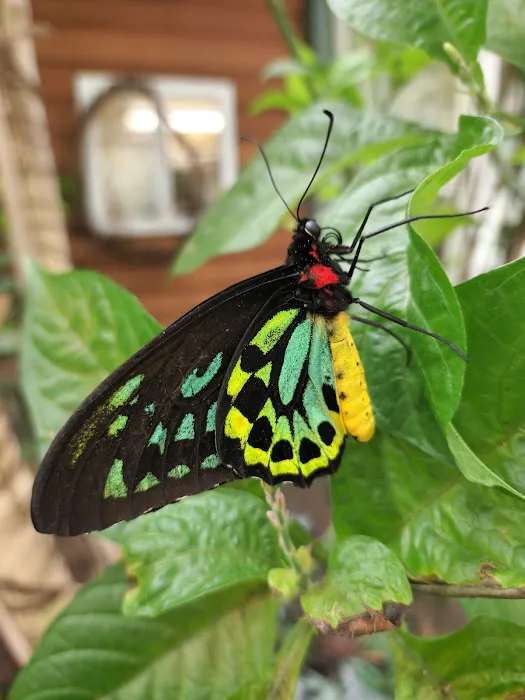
[294, 219, 321, 241]
[302, 219, 321, 239]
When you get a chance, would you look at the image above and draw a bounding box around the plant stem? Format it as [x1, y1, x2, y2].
[489, 148, 525, 203]
[411, 581, 525, 599]
[448, 45, 525, 204]
[265, 0, 318, 101]
[263, 483, 303, 577]
[266, 0, 300, 61]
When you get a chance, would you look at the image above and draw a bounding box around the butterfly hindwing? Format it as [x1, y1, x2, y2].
[216, 306, 347, 485]
[31, 267, 298, 535]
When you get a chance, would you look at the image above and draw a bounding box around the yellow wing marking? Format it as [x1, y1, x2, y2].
[327, 312, 375, 442]
[224, 406, 252, 446]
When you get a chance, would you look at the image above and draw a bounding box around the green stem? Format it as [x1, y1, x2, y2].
[492, 109, 525, 132]
[444, 43, 525, 204]
[411, 582, 525, 599]
[265, 0, 318, 101]
[266, 0, 300, 61]
[263, 484, 303, 580]
[489, 149, 525, 203]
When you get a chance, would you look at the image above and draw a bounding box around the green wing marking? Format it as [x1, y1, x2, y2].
[104, 459, 127, 499]
[175, 413, 195, 441]
[148, 422, 167, 454]
[181, 352, 223, 398]
[135, 472, 160, 493]
[279, 318, 312, 404]
[71, 373, 146, 464]
[219, 311, 346, 485]
[168, 464, 191, 479]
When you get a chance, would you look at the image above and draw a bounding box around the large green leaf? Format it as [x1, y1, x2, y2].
[326, 0, 488, 65]
[332, 432, 525, 587]
[404, 230, 466, 426]
[301, 536, 412, 631]
[453, 257, 525, 497]
[403, 116, 502, 425]
[324, 116, 501, 456]
[173, 101, 436, 275]
[9, 565, 279, 700]
[486, 0, 525, 71]
[21, 264, 161, 457]
[104, 490, 284, 616]
[392, 617, 525, 699]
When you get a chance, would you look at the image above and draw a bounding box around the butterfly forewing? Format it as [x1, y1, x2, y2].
[216, 306, 346, 485]
[31, 267, 297, 535]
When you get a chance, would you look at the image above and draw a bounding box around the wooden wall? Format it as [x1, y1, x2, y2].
[32, 0, 305, 326]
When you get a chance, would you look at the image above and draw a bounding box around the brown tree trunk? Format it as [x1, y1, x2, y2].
[0, 0, 71, 279]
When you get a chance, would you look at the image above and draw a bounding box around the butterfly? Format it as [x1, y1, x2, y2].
[31, 111, 484, 536]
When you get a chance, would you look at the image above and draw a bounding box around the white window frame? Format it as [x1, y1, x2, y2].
[74, 72, 238, 237]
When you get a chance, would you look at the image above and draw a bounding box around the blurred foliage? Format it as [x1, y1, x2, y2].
[10, 0, 525, 698]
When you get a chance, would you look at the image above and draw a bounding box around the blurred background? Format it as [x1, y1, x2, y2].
[0, 0, 524, 697]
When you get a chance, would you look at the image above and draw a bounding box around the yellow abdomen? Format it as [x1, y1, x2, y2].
[327, 312, 375, 442]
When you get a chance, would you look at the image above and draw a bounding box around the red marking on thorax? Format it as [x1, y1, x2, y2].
[300, 264, 339, 289]
[309, 243, 320, 261]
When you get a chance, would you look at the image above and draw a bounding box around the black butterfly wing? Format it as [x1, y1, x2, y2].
[31, 266, 298, 535]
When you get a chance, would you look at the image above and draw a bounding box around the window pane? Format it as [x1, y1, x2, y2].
[93, 93, 165, 226]
[164, 98, 225, 217]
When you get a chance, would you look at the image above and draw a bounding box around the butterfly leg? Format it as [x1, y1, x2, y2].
[353, 253, 391, 264]
[345, 206, 488, 282]
[346, 189, 415, 251]
[350, 314, 412, 365]
[351, 298, 468, 361]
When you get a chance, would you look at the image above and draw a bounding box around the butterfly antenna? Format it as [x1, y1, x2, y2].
[296, 109, 334, 221]
[242, 135, 298, 222]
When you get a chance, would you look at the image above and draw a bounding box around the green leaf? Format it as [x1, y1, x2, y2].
[332, 432, 525, 587]
[283, 74, 312, 110]
[404, 115, 502, 425]
[408, 116, 502, 220]
[323, 53, 377, 108]
[486, 0, 525, 71]
[405, 230, 466, 426]
[390, 638, 444, 700]
[301, 536, 411, 631]
[107, 595, 280, 700]
[104, 490, 284, 616]
[268, 568, 300, 600]
[173, 101, 436, 275]
[9, 564, 279, 700]
[268, 621, 314, 700]
[392, 617, 525, 699]
[250, 89, 303, 116]
[326, 0, 488, 65]
[453, 257, 525, 497]
[292, 38, 319, 68]
[374, 42, 432, 89]
[21, 264, 161, 457]
[324, 116, 501, 455]
[327, 52, 376, 94]
[446, 423, 525, 501]
[413, 202, 470, 246]
[460, 597, 525, 625]
[262, 58, 310, 80]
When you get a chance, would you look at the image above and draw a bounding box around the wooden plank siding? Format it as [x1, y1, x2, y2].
[32, 0, 304, 325]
